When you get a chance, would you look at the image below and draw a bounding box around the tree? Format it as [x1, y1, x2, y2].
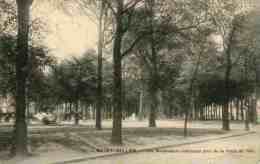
[48, 52, 97, 125]
[95, 0, 105, 130]
[125, 0, 210, 127]
[103, 0, 145, 145]
[208, 0, 252, 130]
[12, 0, 33, 156]
[145, 0, 158, 127]
[182, 29, 218, 136]
[0, 35, 16, 96]
[75, 0, 113, 130]
[110, 0, 125, 145]
[0, 0, 16, 34]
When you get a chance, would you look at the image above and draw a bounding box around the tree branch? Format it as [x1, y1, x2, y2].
[103, 0, 116, 16]
[123, 0, 144, 14]
[122, 31, 150, 57]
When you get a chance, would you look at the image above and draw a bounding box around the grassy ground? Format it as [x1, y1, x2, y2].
[0, 120, 257, 164]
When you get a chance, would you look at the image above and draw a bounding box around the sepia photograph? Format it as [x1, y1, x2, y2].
[0, 0, 260, 163]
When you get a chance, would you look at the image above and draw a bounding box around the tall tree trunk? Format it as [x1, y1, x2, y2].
[243, 45, 250, 130]
[251, 92, 257, 124]
[12, 0, 32, 156]
[214, 105, 217, 120]
[255, 55, 260, 124]
[96, 0, 105, 130]
[69, 102, 72, 121]
[205, 106, 208, 120]
[222, 19, 237, 131]
[184, 96, 193, 137]
[138, 90, 144, 120]
[74, 100, 79, 125]
[111, 1, 123, 144]
[240, 99, 244, 121]
[184, 47, 201, 136]
[147, 0, 158, 128]
[184, 107, 189, 136]
[211, 105, 214, 120]
[222, 52, 231, 131]
[230, 102, 234, 120]
[236, 99, 239, 121]
[245, 97, 250, 131]
[149, 86, 157, 127]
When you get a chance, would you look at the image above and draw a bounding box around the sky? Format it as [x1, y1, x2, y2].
[30, 0, 260, 61]
[32, 1, 98, 60]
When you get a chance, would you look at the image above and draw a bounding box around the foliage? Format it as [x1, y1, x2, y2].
[48, 50, 97, 105]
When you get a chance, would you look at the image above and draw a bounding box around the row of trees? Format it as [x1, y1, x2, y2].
[0, 0, 259, 157]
